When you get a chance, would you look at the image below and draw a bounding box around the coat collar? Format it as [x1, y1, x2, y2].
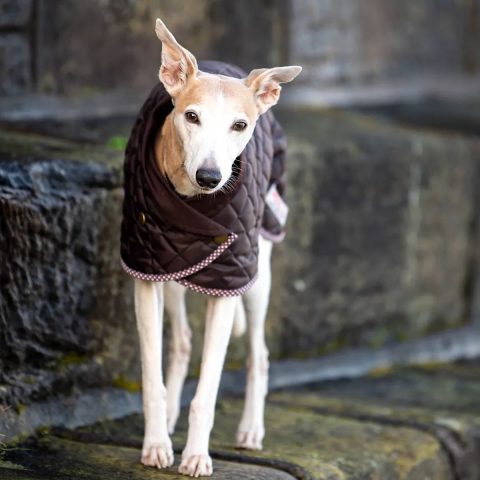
[138, 87, 246, 238]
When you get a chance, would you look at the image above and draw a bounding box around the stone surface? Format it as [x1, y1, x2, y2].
[2, 0, 478, 103]
[0, 34, 31, 95]
[0, 0, 32, 28]
[4, 394, 452, 479]
[34, 0, 216, 95]
[1, 104, 480, 410]
[268, 108, 479, 358]
[289, 0, 480, 90]
[270, 360, 480, 480]
[209, 0, 285, 70]
[0, 129, 136, 409]
[4, 358, 480, 479]
[1, 435, 296, 480]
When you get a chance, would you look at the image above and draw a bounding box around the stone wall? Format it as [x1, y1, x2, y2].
[0, 0, 279, 97]
[290, 0, 480, 88]
[0, 131, 135, 408]
[0, 0, 33, 95]
[268, 109, 479, 357]
[2, 0, 478, 100]
[1, 108, 479, 408]
[1, 0, 480, 418]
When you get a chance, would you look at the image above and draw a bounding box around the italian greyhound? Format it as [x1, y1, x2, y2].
[134, 17, 301, 477]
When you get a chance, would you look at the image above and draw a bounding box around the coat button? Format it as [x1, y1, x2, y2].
[139, 212, 146, 225]
[213, 234, 228, 245]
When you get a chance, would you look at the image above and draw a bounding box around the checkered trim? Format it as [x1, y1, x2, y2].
[177, 273, 258, 297]
[121, 233, 237, 283]
[121, 232, 256, 296]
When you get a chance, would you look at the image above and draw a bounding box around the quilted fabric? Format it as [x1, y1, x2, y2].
[120, 61, 287, 296]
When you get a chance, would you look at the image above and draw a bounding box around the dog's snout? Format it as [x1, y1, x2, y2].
[196, 168, 222, 189]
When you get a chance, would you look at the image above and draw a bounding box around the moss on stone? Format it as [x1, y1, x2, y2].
[0, 128, 124, 176]
[112, 376, 141, 393]
[57, 353, 91, 370]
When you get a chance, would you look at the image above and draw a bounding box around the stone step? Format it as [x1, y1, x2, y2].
[271, 360, 480, 480]
[7, 359, 480, 478]
[1, 435, 295, 480]
[1, 401, 451, 480]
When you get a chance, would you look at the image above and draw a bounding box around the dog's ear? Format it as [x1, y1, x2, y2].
[155, 18, 198, 97]
[245, 66, 302, 114]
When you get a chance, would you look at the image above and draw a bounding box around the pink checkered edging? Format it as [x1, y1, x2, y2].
[121, 232, 257, 296]
[120, 233, 237, 283]
[177, 273, 258, 297]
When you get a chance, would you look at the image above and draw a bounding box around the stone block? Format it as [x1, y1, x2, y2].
[267, 109, 478, 358]
[35, 0, 215, 94]
[0, 0, 32, 28]
[0, 131, 136, 408]
[1, 105, 479, 409]
[271, 360, 480, 479]
[289, 0, 478, 89]
[0, 34, 31, 95]
[23, 396, 451, 479]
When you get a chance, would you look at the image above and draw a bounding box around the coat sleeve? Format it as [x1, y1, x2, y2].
[260, 113, 288, 243]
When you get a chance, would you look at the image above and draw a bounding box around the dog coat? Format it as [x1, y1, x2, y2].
[120, 61, 288, 296]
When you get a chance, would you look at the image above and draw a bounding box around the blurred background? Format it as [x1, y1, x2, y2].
[1, 0, 480, 448]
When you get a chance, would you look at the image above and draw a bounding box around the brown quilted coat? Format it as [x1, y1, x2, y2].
[120, 61, 287, 296]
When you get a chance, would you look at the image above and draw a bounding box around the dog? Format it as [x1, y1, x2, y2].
[121, 17, 301, 477]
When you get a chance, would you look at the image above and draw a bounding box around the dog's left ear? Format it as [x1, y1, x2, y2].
[245, 66, 302, 115]
[155, 18, 198, 97]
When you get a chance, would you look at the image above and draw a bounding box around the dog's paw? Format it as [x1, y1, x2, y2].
[141, 440, 174, 469]
[178, 453, 212, 477]
[235, 427, 264, 450]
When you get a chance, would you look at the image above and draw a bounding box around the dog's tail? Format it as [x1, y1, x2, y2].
[232, 298, 247, 337]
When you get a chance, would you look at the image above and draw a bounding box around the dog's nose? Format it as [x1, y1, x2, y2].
[196, 168, 222, 189]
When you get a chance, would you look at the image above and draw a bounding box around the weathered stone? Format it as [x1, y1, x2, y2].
[34, 0, 215, 95]
[289, 0, 480, 99]
[0, 0, 32, 28]
[0, 130, 136, 408]
[1, 435, 296, 480]
[353, 100, 480, 138]
[2, 104, 479, 409]
[0, 34, 31, 95]
[44, 395, 451, 479]
[266, 108, 479, 358]
[270, 360, 480, 480]
[209, 0, 284, 70]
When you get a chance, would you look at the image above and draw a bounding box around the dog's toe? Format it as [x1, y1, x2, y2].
[179, 453, 212, 477]
[141, 441, 174, 469]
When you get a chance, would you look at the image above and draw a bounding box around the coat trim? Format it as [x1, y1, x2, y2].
[120, 233, 237, 282]
[177, 274, 258, 297]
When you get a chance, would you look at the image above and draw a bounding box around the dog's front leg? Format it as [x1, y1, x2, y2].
[179, 295, 236, 477]
[134, 279, 174, 469]
[164, 281, 191, 434]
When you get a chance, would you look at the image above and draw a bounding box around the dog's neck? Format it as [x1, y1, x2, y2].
[155, 112, 199, 198]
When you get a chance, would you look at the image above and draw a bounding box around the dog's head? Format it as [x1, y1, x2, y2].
[154, 18, 301, 197]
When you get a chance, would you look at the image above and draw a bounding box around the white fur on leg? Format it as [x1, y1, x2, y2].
[236, 237, 273, 450]
[164, 281, 191, 434]
[134, 279, 174, 468]
[179, 295, 237, 477]
[232, 297, 247, 337]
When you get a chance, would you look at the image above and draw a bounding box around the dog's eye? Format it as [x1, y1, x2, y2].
[185, 111, 200, 124]
[232, 121, 247, 132]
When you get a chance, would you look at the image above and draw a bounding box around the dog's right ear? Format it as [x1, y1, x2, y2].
[155, 18, 198, 97]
